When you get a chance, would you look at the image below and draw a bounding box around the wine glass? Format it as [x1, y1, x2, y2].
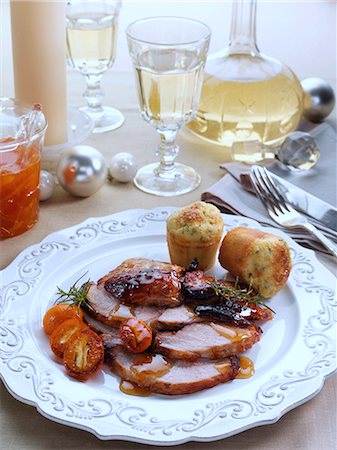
[126, 17, 211, 196]
[66, 0, 124, 133]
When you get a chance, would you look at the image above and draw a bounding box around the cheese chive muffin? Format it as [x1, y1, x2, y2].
[166, 201, 224, 271]
[218, 227, 292, 298]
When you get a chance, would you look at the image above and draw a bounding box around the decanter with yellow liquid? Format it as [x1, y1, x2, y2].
[188, 0, 304, 163]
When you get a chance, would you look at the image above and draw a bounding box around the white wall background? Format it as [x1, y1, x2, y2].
[1, 0, 336, 95]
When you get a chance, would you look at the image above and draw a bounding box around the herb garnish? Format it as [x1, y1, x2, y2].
[55, 273, 92, 311]
[209, 278, 275, 314]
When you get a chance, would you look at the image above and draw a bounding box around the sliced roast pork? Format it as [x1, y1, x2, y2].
[156, 322, 261, 361]
[86, 283, 206, 331]
[89, 257, 272, 328]
[98, 258, 184, 308]
[98, 258, 185, 282]
[83, 310, 120, 335]
[155, 305, 203, 330]
[86, 283, 134, 326]
[101, 332, 122, 363]
[86, 283, 164, 327]
[109, 346, 240, 395]
[86, 281, 270, 332]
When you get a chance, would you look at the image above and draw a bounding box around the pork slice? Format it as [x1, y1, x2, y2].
[83, 310, 119, 334]
[98, 258, 184, 308]
[86, 283, 134, 327]
[98, 257, 185, 284]
[154, 302, 272, 330]
[86, 283, 164, 328]
[110, 346, 240, 395]
[133, 305, 166, 325]
[155, 305, 203, 330]
[156, 322, 261, 361]
[100, 332, 122, 362]
[101, 330, 122, 347]
[85, 287, 201, 332]
[103, 269, 182, 308]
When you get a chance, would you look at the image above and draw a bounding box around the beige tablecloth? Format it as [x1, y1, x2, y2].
[1, 70, 336, 450]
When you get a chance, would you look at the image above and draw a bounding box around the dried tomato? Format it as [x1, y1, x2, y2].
[120, 318, 153, 353]
[49, 318, 88, 358]
[63, 329, 104, 381]
[43, 303, 83, 335]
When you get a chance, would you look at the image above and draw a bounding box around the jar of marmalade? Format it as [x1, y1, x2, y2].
[0, 98, 47, 238]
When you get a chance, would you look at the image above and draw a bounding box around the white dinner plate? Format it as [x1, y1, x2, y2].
[0, 207, 336, 445]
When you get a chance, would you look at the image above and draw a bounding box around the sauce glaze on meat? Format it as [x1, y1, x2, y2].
[83, 257, 273, 395]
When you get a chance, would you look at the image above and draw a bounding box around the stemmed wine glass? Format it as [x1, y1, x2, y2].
[66, 0, 124, 133]
[126, 17, 211, 196]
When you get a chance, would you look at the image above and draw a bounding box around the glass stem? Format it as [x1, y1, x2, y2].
[83, 74, 104, 113]
[228, 0, 259, 55]
[156, 130, 179, 175]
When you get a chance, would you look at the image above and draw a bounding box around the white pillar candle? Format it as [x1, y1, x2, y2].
[10, 0, 68, 147]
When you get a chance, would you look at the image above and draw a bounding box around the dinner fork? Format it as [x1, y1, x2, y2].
[250, 165, 337, 258]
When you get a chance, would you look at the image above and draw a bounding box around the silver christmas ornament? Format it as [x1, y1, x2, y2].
[301, 77, 335, 122]
[39, 170, 55, 201]
[109, 152, 137, 183]
[57, 145, 108, 197]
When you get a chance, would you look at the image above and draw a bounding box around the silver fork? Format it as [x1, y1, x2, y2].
[250, 165, 337, 258]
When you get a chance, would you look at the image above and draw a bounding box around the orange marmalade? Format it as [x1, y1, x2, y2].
[0, 138, 41, 238]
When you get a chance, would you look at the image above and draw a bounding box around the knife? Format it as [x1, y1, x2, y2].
[221, 162, 337, 235]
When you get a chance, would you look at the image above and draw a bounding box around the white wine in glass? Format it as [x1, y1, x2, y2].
[66, 0, 124, 133]
[127, 17, 211, 197]
[136, 49, 205, 130]
[66, 14, 117, 75]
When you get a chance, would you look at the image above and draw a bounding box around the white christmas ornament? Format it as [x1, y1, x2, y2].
[57, 145, 108, 197]
[109, 152, 137, 183]
[39, 170, 55, 201]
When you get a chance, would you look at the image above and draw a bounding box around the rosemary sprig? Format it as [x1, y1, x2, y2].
[209, 277, 275, 314]
[55, 272, 92, 311]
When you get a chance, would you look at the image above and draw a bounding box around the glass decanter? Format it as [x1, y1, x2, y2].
[188, 0, 304, 163]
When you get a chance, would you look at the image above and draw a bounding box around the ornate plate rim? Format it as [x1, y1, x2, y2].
[0, 207, 336, 445]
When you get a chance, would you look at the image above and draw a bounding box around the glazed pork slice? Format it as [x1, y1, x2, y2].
[155, 305, 203, 330]
[98, 258, 185, 284]
[86, 283, 165, 327]
[155, 301, 272, 330]
[86, 281, 270, 335]
[86, 283, 203, 330]
[101, 333, 122, 363]
[86, 283, 134, 326]
[109, 346, 240, 395]
[156, 322, 261, 361]
[83, 310, 120, 334]
[98, 258, 184, 308]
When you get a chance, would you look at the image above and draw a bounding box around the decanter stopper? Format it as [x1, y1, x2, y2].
[275, 131, 320, 170]
[230, 131, 320, 171]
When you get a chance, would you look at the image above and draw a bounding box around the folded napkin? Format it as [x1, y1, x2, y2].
[201, 162, 337, 255]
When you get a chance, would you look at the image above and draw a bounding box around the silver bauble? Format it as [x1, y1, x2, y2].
[301, 77, 335, 122]
[57, 145, 108, 197]
[39, 170, 55, 201]
[109, 152, 137, 183]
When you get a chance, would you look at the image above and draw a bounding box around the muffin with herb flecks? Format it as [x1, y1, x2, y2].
[166, 201, 224, 271]
[218, 226, 292, 298]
